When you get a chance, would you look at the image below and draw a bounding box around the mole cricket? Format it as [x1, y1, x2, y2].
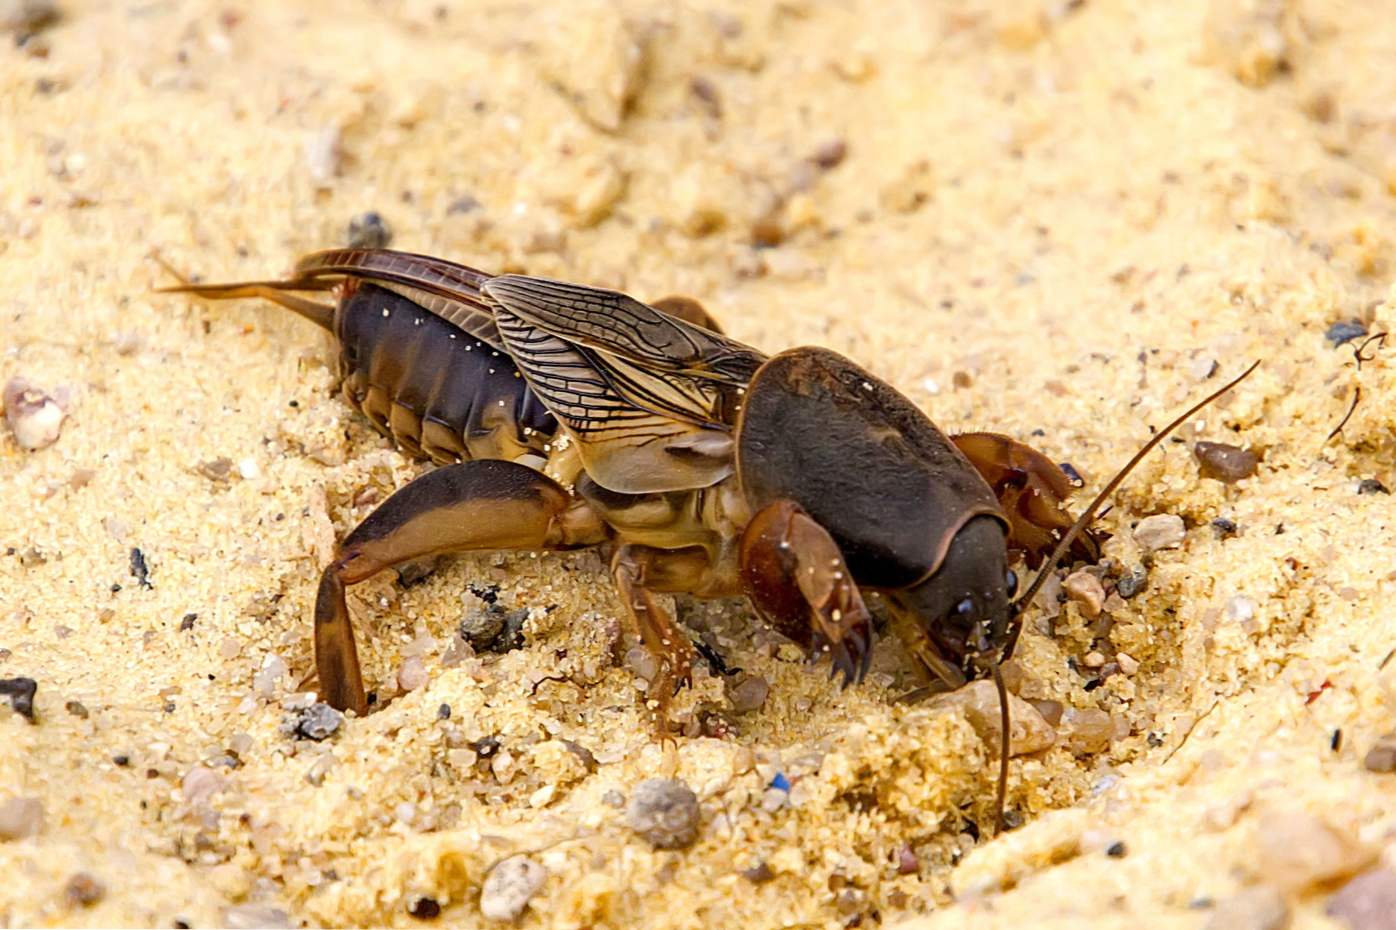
[160, 248, 1257, 828]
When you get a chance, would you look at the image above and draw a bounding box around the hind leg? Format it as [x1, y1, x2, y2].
[314, 459, 607, 713]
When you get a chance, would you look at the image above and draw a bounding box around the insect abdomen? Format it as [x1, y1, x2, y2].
[335, 282, 556, 463]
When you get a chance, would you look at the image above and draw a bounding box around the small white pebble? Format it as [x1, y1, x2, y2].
[480, 855, 547, 923]
[1226, 595, 1256, 624]
[181, 765, 226, 807]
[219, 637, 242, 660]
[1133, 513, 1186, 552]
[397, 655, 429, 692]
[1116, 652, 1140, 674]
[1082, 650, 1106, 668]
[304, 125, 342, 185]
[236, 457, 261, 480]
[4, 378, 65, 451]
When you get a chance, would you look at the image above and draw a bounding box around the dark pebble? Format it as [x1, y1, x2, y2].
[64, 699, 88, 718]
[1326, 867, 1396, 930]
[1115, 567, 1148, 599]
[458, 603, 528, 654]
[0, 677, 37, 722]
[112, 754, 129, 766]
[1332, 728, 1343, 752]
[347, 211, 392, 249]
[742, 862, 775, 883]
[407, 896, 441, 920]
[64, 872, 105, 907]
[129, 547, 152, 588]
[1212, 517, 1238, 539]
[1326, 320, 1367, 347]
[1357, 478, 1390, 496]
[436, 703, 451, 720]
[179, 612, 197, 631]
[446, 194, 481, 215]
[473, 735, 500, 758]
[286, 702, 344, 741]
[1058, 462, 1085, 487]
[810, 138, 848, 170]
[1106, 841, 1127, 858]
[1194, 441, 1259, 483]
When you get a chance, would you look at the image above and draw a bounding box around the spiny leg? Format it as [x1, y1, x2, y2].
[951, 431, 1101, 568]
[739, 499, 874, 687]
[315, 459, 607, 714]
[611, 545, 701, 736]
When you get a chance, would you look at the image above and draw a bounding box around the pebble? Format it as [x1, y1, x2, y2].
[0, 676, 37, 721]
[1357, 479, 1389, 496]
[287, 702, 344, 741]
[1062, 571, 1106, 618]
[1254, 807, 1374, 891]
[1212, 516, 1239, 538]
[1116, 652, 1140, 675]
[252, 654, 288, 698]
[1362, 732, 1396, 772]
[1194, 441, 1259, 483]
[304, 125, 342, 186]
[0, 796, 43, 840]
[479, 855, 547, 923]
[407, 896, 441, 920]
[181, 765, 225, 806]
[1326, 320, 1367, 346]
[3, 378, 65, 450]
[809, 138, 848, 171]
[1115, 567, 1148, 599]
[222, 905, 292, 929]
[347, 211, 391, 249]
[64, 872, 105, 907]
[397, 655, 429, 692]
[458, 604, 528, 654]
[626, 778, 700, 849]
[0, 0, 58, 35]
[1202, 885, 1289, 930]
[1225, 595, 1256, 625]
[1134, 514, 1186, 552]
[728, 675, 769, 713]
[624, 646, 660, 684]
[1326, 867, 1396, 930]
[930, 679, 1056, 756]
[1062, 707, 1115, 754]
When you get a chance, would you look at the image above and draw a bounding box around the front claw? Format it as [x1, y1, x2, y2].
[741, 498, 875, 689]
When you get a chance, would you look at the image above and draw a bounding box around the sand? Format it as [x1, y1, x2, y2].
[3, 0, 1396, 927]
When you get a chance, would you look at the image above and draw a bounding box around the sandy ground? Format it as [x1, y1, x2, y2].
[4, 0, 1396, 927]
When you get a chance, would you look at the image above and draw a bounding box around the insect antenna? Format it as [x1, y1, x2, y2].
[1005, 360, 1261, 659]
[990, 657, 1011, 835]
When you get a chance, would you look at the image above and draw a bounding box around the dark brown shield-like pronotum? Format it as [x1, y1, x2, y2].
[736, 347, 1006, 590]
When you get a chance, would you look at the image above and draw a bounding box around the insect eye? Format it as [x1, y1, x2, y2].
[1005, 570, 1019, 599]
[954, 597, 975, 619]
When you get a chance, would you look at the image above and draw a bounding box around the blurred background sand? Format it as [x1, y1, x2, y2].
[3, 0, 1396, 927]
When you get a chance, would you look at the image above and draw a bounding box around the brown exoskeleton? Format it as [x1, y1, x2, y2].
[161, 249, 1256, 828]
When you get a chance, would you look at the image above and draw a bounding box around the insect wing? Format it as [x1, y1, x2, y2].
[486, 279, 749, 493]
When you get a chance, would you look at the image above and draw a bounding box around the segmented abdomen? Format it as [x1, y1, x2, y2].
[335, 281, 557, 464]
